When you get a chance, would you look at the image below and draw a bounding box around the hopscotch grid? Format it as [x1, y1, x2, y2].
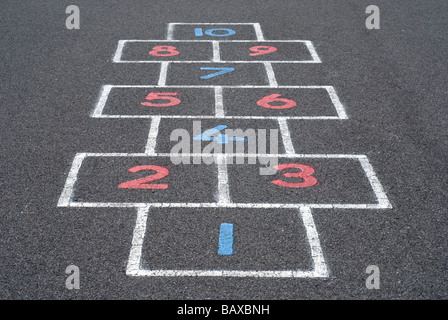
[63, 22, 391, 279]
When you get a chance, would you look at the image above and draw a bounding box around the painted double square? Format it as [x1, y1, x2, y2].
[114, 40, 320, 63]
[92, 85, 346, 119]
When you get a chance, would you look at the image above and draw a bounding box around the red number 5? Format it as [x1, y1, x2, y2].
[271, 164, 317, 188]
[140, 92, 181, 107]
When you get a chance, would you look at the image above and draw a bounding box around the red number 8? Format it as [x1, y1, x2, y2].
[149, 45, 180, 57]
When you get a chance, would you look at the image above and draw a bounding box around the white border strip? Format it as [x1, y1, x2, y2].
[144, 116, 161, 155]
[325, 86, 348, 119]
[212, 41, 221, 62]
[214, 86, 224, 117]
[263, 62, 278, 87]
[216, 154, 231, 204]
[112, 40, 126, 63]
[158, 62, 169, 86]
[304, 41, 321, 63]
[253, 23, 264, 41]
[126, 206, 150, 275]
[278, 118, 296, 154]
[301, 206, 329, 277]
[57, 153, 87, 207]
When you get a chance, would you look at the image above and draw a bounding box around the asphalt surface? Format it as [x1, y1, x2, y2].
[1, 0, 447, 300]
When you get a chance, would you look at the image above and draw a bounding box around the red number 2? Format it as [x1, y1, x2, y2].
[149, 45, 180, 56]
[118, 165, 169, 189]
[271, 164, 317, 188]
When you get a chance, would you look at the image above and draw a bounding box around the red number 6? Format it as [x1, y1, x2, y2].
[257, 94, 297, 110]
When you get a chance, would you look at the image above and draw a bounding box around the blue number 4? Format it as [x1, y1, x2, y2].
[200, 67, 234, 79]
[193, 125, 247, 144]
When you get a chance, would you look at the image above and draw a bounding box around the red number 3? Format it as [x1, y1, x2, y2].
[271, 164, 317, 188]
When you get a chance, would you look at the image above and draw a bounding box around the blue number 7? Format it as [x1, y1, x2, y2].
[200, 67, 235, 79]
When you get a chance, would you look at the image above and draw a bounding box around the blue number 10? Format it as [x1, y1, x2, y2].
[194, 28, 236, 37]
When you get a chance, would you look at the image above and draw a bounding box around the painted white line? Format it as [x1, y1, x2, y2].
[253, 23, 265, 41]
[68, 202, 390, 210]
[168, 22, 262, 25]
[212, 41, 221, 62]
[126, 206, 150, 276]
[91, 85, 112, 118]
[158, 62, 169, 86]
[112, 40, 126, 63]
[214, 86, 224, 117]
[216, 154, 231, 204]
[94, 115, 342, 120]
[325, 86, 348, 119]
[144, 116, 161, 155]
[263, 62, 278, 87]
[300, 207, 329, 277]
[79, 152, 367, 159]
[358, 156, 392, 209]
[115, 60, 321, 64]
[278, 118, 295, 154]
[57, 153, 87, 207]
[122, 39, 316, 43]
[104, 85, 336, 89]
[304, 40, 321, 63]
[80, 152, 366, 158]
[132, 269, 326, 278]
[166, 24, 174, 40]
